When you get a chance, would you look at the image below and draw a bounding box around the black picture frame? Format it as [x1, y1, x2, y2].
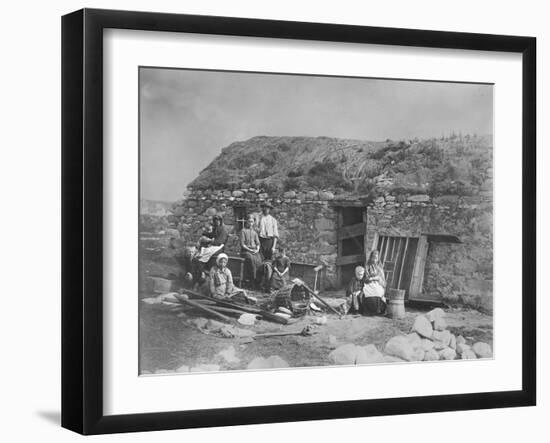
[61, 8, 536, 435]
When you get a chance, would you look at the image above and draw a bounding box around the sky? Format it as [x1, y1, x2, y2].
[140, 68, 493, 202]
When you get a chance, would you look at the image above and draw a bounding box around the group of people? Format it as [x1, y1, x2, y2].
[187, 202, 289, 300]
[238, 203, 291, 293]
[345, 250, 387, 316]
[183, 202, 388, 316]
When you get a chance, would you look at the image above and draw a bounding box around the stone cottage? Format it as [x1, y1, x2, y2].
[166, 135, 493, 310]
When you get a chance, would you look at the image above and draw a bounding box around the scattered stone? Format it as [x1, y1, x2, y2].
[438, 347, 457, 360]
[206, 319, 226, 331]
[175, 365, 190, 373]
[383, 355, 405, 363]
[456, 343, 471, 355]
[433, 316, 447, 331]
[449, 334, 457, 350]
[219, 326, 235, 338]
[456, 335, 466, 346]
[232, 190, 244, 198]
[355, 344, 385, 364]
[238, 313, 257, 326]
[384, 336, 423, 362]
[420, 338, 435, 351]
[190, 364, 220, 372]
[239, 336, 254, 344]
[283, 191, 296, 199]
[191, 317, 209, 329]
[423, 349, 440, 361]
[426, 307, 445, 323]
[461, 349, 478, 360]
[412, 315, 433, 338]
[432, 330, 452, 349]
[405, 332, 422, 349]
[329, 343, 358, 365]
[313, 316, 327, 325]
[413, 348, 425, 361]
[218, 346, 240, 364]
[472, 342, 493, 358]
[247, 355, 289, 370]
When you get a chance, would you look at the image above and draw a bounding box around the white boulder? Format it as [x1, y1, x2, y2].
[461, 349, 478, 359]
[355, 344, 385, 364]
[472, 342, 493, 358]
[438, 347, 457, 360]
[247, 355, 289, 370]
[423, 349, 440, 361]
[385, 336, 424, 361]
[329, 344, 358, 365]
[412, 315, 433, 338]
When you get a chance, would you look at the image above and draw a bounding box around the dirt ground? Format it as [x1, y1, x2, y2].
[139, 289, 493, 374]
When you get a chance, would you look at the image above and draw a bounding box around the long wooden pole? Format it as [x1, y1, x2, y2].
[179, 289, 289, 325]
[174, 294, 232, 323]
[295, 281, 342, 317]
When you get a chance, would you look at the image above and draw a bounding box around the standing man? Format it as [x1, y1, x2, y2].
[258, 202, 278, 260]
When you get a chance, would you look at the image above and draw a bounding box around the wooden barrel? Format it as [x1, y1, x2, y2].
[386, 288, 406, 319]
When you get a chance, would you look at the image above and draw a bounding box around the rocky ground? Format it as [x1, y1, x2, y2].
[139, 289, 493, 374]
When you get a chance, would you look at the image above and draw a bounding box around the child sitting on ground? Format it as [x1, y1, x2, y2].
[345, 265, 366, 314]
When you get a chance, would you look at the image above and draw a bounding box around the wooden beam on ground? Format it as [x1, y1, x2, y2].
[179, 289, 289, 325]
[294, 280, 342, 318]
[173, 294, 232, 323]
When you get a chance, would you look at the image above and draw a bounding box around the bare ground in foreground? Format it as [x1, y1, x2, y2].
[139, 290, 493, 374]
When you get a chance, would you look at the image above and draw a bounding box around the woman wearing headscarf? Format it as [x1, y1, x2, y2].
[190, 215, 228, 285]
[209, 253, 249, 301]
[240, 215, 263, 286]
[361, 249, 387, 315]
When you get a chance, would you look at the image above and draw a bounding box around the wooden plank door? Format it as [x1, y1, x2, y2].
[376, 235, 419, 298]
[408, 234, 429, 300]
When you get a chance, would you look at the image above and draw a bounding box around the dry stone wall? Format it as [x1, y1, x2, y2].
[167, 185, 492, 308]
[168, 187, 339, 282]
[366, 191, 493, 311]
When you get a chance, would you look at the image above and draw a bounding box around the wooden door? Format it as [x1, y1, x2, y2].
[335, 206, 367, 286]
[375, 235, 419, 299]
[408, 235, 429, 301]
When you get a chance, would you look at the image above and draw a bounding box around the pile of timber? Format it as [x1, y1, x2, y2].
[168, 289, 290, 325]
[143, 280, 344, 326]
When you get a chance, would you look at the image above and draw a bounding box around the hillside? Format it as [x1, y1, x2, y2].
[188, 134, 493, 198]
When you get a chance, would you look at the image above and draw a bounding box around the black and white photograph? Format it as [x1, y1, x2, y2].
[138, 68, 494, 374]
